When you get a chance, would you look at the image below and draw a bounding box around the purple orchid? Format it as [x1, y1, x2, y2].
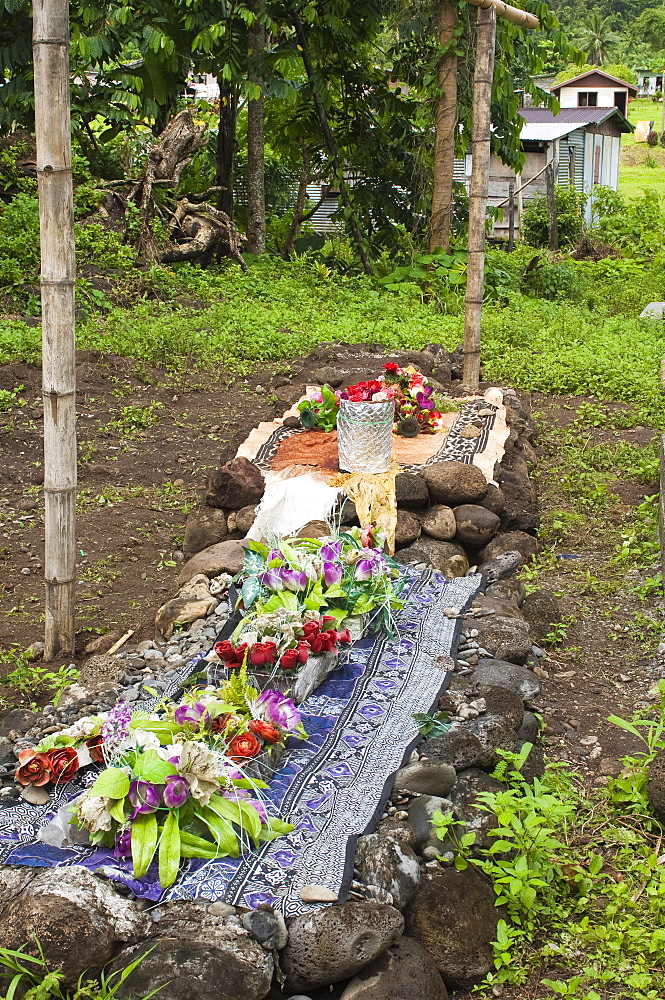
[354, 548, 386, 582]
[416, 392, 435, 411]
[280, 567, 308, 592]
[267, 549, 283, 564]
[128, 779, 161, 817]
[101, 701, 131, 749]
[323, 561, 343, 587]
[256, 689, 301, 731]
[260, 567, 284, 591]
[174, 702, 206, 726]
[163, 774, 190, 809]
[320, 541, 342, 561]
[225, 787, 267, 823]
[113, 828, 132, 860]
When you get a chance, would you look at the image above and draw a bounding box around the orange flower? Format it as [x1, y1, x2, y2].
[15, 749, 51, 787]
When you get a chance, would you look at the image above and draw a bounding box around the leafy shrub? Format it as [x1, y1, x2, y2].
[589, 187, 665, 260]
[647, 129, 659, 147]
[521, 255, 586, 301]
[521, 186, 586, 249]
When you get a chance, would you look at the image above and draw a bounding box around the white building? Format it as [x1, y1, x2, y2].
[550, 69, 638, 117]
[636, 69, 664, 96]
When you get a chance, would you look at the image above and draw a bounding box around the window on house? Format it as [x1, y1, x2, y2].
[578, 92, 598, 107]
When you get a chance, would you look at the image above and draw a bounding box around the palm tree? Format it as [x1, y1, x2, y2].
[574, 13, 620, 66]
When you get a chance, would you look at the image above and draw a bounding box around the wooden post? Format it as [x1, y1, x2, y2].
[429, 0, 458, 252]
[546, 161, 558, 251]
[462, 4, 496, 390]
[507, 179, 515, 250]
[33, 0, 77, 659]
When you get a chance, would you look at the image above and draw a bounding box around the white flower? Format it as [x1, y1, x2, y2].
[124, 729, 160, 751]
[77, 791, 114, 834]
[175, 740, 221, 807]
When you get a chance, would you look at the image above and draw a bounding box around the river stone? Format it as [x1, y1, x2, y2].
[648, 750, 665, 823]
[472, 615, 532, 664]
[395, 510, 422, 549]
[517, 711, 541, 742]
[110, 902, 273, 1000]
[480, 483, 506, 516]
[449, 768, 506, 850]
[241, 908, 288, 951]
[477, 685, 526, 730]
[395, 539, 468, 578]
[485, 579, 526, 606]
[407, 795, 454, 852]
[395, 473, 430, 510]
[473, 658, 541, 703]
[392, 761, 456, 798]
[477, 551, 522, 582]
[422, 461, 488, 507]
[183, 508, 228, 555]
[464, 714, 520, 767]
[178, 539, 246, 585]
[405, 867, 503, 989]
[478, 530, 538, 566]
[206, 457, 265, 511]
[422, 729, 494, 771]
[354, 824, 421, 908]
[471, 594, 524, 619]
[235, 504, 257, 535]
[0, 866, 149, 985]
[154, 573, 217, 639]
[340, 935, 449, 1000]
[521, 589, 562, 641]
[453, 505, 500, 550]
[282, 902, 403, 990]
[0, 708, 44, 738]
[419, 505, 457, 541]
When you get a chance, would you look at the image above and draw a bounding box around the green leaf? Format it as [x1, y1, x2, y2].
[236, 798, 262, 844]
[131, 812, 158, 878]
[241, 575, 262, 609]
[197, 804, 240, 857]
[158, 810, 181, 889]
[108, 797, 127, 824]
[134, 749, 177, 783]
[90, 768, 130, 800]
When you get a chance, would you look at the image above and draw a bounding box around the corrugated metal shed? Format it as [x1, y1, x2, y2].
[519, 107, 633, 132]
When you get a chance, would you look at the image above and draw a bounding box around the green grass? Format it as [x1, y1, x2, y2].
[620, 96, 665, 198]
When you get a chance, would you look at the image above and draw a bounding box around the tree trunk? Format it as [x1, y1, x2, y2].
[246, 0, 266, 253]
[462, 4, 496, 391]
[283, 144, 312, 255]
[290, 8, 373, 275]
[546, 162, 558, 251]
[429, 0, 458, 252]
[217, 85, 238, 219]
[33, 0, 77, 659]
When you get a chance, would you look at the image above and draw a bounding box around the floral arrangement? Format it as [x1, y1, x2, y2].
[381, 363, 447, 436]
[15, 718, 105, 789]
[294, 366, 448, 436]
[223, 529, 404, 651]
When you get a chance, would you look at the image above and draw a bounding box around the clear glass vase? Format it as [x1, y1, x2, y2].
[337, 399, 394, 473]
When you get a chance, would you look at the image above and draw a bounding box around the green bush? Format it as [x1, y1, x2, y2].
[521, 256, 586, 302]
[521, 186, 586, 249]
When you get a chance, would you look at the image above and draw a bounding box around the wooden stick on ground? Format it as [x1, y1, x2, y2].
[34, 0, 77, 659]
[106, 629, 135, 656]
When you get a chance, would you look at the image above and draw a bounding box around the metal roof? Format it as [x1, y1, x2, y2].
[520, 122, 585, 141]
[519, 106, 634, 134]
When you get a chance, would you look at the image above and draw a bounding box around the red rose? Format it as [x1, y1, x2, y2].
[15, 749, 51, 787]
[249, 641, 278, 668]
[296, 641, 310, 664]
[337, 628, 352, 644]
[383, 362, 400, 374]
[303, 621, 320, 640]
[308, 634, 324, 654]
[48, 747, 79, 784]
[85, 735, 105, 763]
[214, 640, 237, 662]
[227, 732, 263, 761]
[319, 631, 337, 651]
[210, 713, 232, 735]
[280, 648, 299, 671]
[321, 615, 337, 630]
[249, 719, 282, 744]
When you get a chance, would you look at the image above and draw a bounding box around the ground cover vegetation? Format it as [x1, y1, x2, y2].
[3, 1, 665, 998]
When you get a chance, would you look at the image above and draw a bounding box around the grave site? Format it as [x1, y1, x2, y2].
[3, 0, 665, 996]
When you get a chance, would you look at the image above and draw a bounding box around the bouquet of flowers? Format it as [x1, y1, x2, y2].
[15, 717, 106, 790]
[212, 610, 352, 674]
[338, 379, 396, 403]
[297, 385, 340, 432]
[381, 363, 447, 436]
[234, 528, 404, 639]
[73, 673, 298, 889]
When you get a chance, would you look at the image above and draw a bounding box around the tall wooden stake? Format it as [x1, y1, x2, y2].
[33, 0, 77, 659]
[429, 0, 458, 251]
[545, 161, 559, 251]
[462, 4, 496, 390]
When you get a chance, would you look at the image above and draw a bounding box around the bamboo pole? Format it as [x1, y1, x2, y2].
[429, 0, 459, 251]
[462, 4, 496, 390]
[545, 161, 559, 251]
[507, 180, 515, 250]
[33, 0, 77, 659]
[463, 0, 539, 29]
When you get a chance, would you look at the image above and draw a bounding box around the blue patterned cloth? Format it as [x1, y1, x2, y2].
[0, 569, 481, 915]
